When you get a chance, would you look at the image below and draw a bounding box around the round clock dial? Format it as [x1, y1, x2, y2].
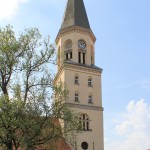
[78, 40, 86, 49]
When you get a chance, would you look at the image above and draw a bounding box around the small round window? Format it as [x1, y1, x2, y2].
[81, 141, 88, 149]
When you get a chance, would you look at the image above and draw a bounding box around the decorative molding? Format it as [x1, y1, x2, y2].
[54, 62, 102, 84]
[64, 63, 102, 74]
[55, 26, 96, 44]
[66, 102, 104, 111]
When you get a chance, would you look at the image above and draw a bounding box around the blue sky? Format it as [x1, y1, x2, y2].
[0, 0, 150, 149]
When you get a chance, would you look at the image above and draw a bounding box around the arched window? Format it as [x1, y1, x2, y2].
[74, 92, 79, 102]
[78, 39, 86, 64]
[79, 114, 90, 131]
[65, 41, 72, 50]
[88, 77, 92, 87]
[65, 40, 72, 60]
[74, 74, 79, 85]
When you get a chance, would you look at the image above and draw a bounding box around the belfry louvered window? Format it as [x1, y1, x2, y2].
[65, 40, 72, 60]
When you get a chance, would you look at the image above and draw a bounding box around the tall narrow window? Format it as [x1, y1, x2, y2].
[70, 52, 72, 59]
[78, 39, 86, 64]
[88, 94, 93, 104]
[78, 52, 81, 63]
[91, 45, 94, 65]
[75, 92, 79, 102]
[66, 53, 68, 60]
[86, 119, 89, 130]
[88, 77, 92, 87]
[83, 53, 85, 64]
[91, 56, 93, 65]
[74, 75, 79, 84]
[65, 40, 72, 60]
[83, 120, 85, 130]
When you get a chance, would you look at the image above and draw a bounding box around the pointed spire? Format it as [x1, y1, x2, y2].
[61, 0, 91, 30]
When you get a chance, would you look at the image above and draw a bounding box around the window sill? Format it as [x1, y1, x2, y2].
[74, 83, 79, 85]
[88, 102, 93, 105]
[88, 85, 93, 87]
[75, 100, 80, 103]
[65, 58, 72, 61]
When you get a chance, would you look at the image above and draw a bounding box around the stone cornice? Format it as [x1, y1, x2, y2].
[64, 63, 102, 74]
[54, 62, 102, 85]
[55, 26, 96, 44]
[65, 61, 102, 71]
[66, 102, 104, 111]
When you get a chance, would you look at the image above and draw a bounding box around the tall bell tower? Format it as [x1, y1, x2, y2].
[55, 0, 104, 149]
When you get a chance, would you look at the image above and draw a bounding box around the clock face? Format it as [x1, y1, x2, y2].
[78, 40, 86, 49]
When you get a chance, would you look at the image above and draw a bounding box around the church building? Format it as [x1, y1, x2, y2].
[55, 0, 104, 149]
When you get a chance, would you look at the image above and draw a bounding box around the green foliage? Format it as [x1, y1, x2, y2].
[0, 25, 80, 150]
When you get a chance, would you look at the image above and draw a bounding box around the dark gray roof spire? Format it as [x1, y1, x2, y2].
[61, 0, 91, 30]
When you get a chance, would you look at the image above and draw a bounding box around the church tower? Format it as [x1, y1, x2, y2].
[55, 0, 104, 149]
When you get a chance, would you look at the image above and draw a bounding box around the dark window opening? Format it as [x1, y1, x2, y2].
[70, 52, 72, 59]
[66, 53, 68, 60]
[83, 114, 85, 119]
[78, 52, 81, 63]
[83, 53, 85, 64]
[83, 122, 85, 130]
[81, 142, 88, 150]
[66, 52, 72, 60]
[91, 56, 93, 65]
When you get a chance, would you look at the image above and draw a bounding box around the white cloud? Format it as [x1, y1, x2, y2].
[0, 0, 28, 21]
[105, 99, 150, 150]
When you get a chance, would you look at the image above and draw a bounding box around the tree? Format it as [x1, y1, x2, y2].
[0, 25, 79, 150]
